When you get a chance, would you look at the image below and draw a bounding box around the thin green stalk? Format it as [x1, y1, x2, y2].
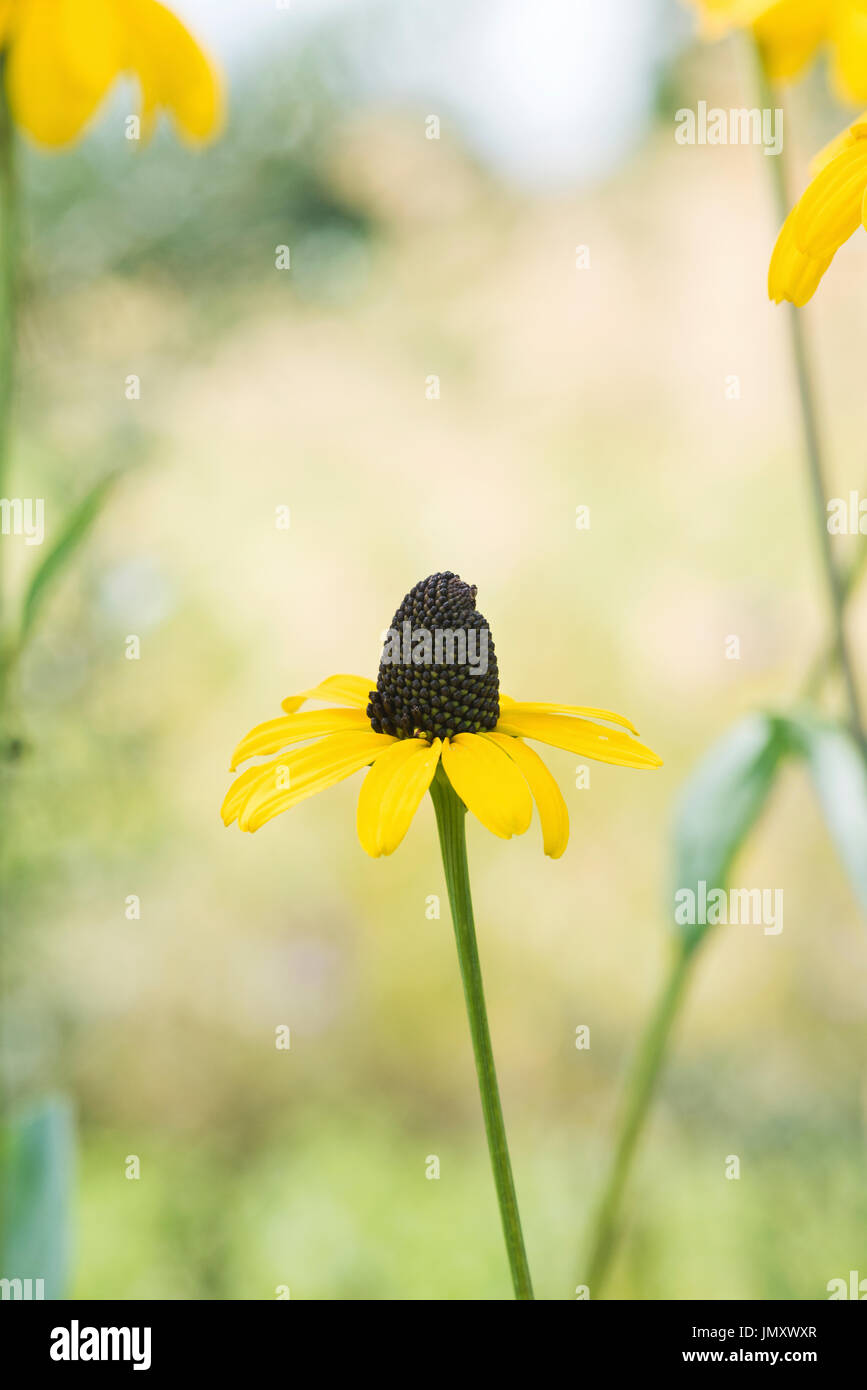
[0, 57, 15, 1128]
[583, 943, 695, 1295]
[583, 49, 867, 1301]
[429, 768, 534, 1300]
[801, 493, 867, 701]
[756, 53, 867, 751]
[0, 55, 15, 535]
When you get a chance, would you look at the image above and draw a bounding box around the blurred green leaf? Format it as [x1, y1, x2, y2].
[0, 1096, 74, 1299]
[672, 714, 788, 949]
[19, 471, 118, 646]
[783, 714, 867, 918]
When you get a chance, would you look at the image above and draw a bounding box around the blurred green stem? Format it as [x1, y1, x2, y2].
[0, 60, 15, 1125]
[802, 535, 867, 700]
[583, 943, 696, 1295]
[0, 58, 14, 518]
[756, 52, 867, 751]
[583, 48, 867, 1300]
[429, 768, 534, 1300]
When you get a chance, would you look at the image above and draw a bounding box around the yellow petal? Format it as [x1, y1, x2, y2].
[810, 117, 864, 176]
[356, 738, 442, 857]
[496, 710, 662, 769]
[483, 732, 569, 858]
[441, 733, 533, 839]
[500, 693, 639, 736]
[768, 202, 834, 304]
[7, 0, 125, 147]
[221, 760, 275, 826]
[753, 0, 829, 82]
[281, 674, 374, 714]
[228, 731, 395, 833]
[120, 0, 223, 143]
[230, 707, 371, 770]
[687, 0, 770, 38]
[793, 138, 867, 256]
[831, 0, 867, 105]
[0, 1, 14, 47]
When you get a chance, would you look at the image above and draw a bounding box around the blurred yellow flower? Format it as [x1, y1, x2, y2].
[222, 575, 662, 858]
[768, 109, 867, 302]
[689, 0, 867, 104]
[0, 0, 222, 147]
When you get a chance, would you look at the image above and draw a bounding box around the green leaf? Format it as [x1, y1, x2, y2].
[0, 1096, 74, 1299]
[783, 714, 867, 918]
[672, 714, 788, 949]
[19, 471, 118, 645]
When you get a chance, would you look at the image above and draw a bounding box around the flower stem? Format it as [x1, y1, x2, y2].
[0, 58, 14, 1127]
[755, 51, 867, 751]
[583, 942, 695, 1295]
[0, 56, 15, 546]
[429, 769, 534, 1300]
[583, 53, 867, 1302]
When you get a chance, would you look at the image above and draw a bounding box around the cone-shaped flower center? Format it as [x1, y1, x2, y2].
[367, 572, 500, 741]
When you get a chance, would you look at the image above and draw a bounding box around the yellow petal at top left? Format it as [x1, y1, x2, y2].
[2, 0, 222, 148]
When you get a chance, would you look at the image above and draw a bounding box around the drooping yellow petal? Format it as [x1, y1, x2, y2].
[496, 710, 662, 769]
[7, 0, 125, 147]
[769, 203, 835, 302]
[120, 0, 223, 143]
[500, 693, 639, 736]
[221, 759, 276, 827]
[233, 731, 395, 833]
[357, 738, 442, 857]
[793, 137, 867, 256]
[769, 132, 867, 304]
[230, 707, 371, 771]
[282, 674, 374, 714]
[810, 117, 863, 175]
[831, 0, 867, 105]
[768, 202, 834, 304]
[441, 733, 533, 839]
[752, 0, 830, 82]
[483, 732, 569, 858]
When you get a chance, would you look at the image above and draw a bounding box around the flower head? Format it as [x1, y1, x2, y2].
[768, 108, 867, 303]
[0, 0, 223, 147]
[222, 573, 662, 859]
[689, 0, 867, 105]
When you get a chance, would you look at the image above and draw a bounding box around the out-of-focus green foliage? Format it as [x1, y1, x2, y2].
[0, 1098, 73, 1299]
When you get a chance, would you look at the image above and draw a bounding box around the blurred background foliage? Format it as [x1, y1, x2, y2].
[3, 0, 867, 1298]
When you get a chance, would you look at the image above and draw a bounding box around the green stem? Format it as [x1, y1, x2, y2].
[0, 56, 15, 531]
[429, 769, 534, 1300]
[801, 490, 867, 701]
[756, 53, 867, 751]
[0, 56, 14, 1127]
[583, 49, 867, 1303]
[583, 944, 695, 1295]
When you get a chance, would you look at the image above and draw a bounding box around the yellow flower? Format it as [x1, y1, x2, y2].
[222, 574, 662, 858]
[689, 0, 867, 105]
[0, 0, 222, 147]
[768, 108, 867, 303]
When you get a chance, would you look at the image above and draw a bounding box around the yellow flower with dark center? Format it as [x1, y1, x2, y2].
[689, 0, 867, 104]
[0, 0, 222, 147]
[768, 108, 867, 302]
[222, 573, 662, 858]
